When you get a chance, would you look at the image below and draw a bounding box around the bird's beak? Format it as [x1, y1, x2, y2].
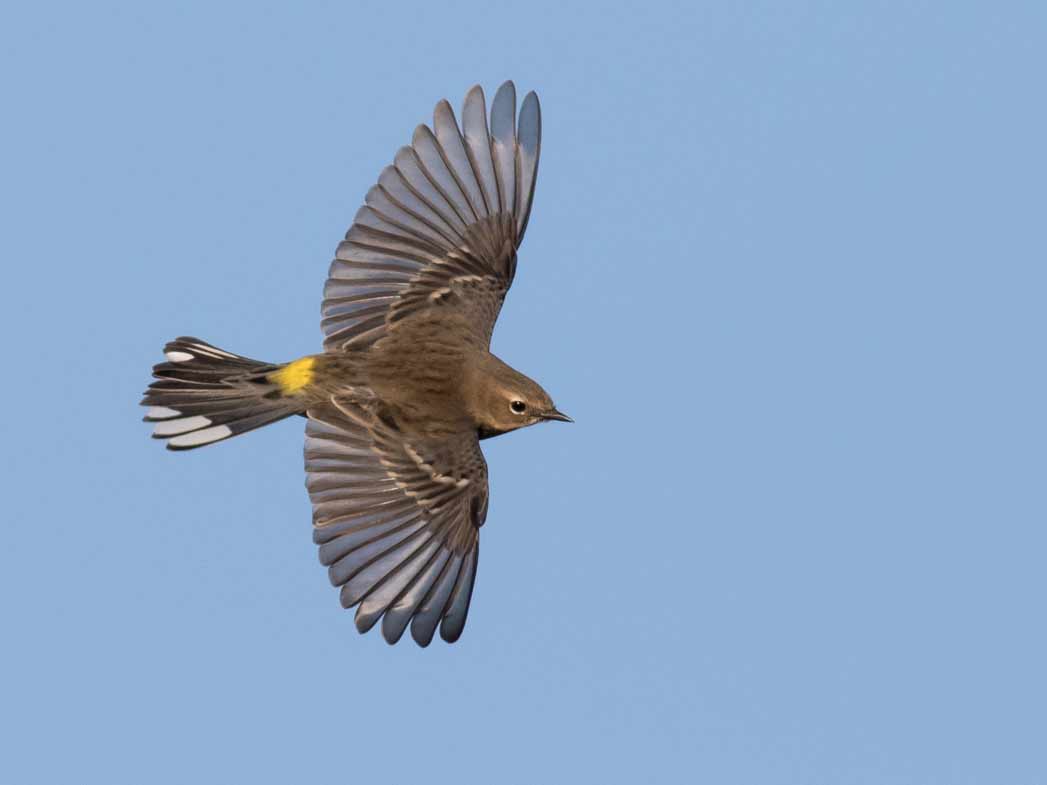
[543, 408, 573, 423]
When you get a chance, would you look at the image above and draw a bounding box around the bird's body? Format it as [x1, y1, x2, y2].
[142, 82, 568, 646]
[262, 330, 559, 440]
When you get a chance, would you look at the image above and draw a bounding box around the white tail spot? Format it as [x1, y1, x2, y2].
[146, 406, 181, 420]
[165, 351, 194, 363]
[153, 415, 212, 436]
[169, 425, 233, 448]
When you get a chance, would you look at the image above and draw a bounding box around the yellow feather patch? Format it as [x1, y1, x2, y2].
[270, 357, 316, 394]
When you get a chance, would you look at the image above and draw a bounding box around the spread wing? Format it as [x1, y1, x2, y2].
[322, 81, 541, 351]
[305, 396, 487, 646]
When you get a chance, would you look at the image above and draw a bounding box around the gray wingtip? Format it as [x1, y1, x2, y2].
[519, 91, 541, 138]
[493, 80, 517, 107]
[411, 621, 436, 647]
[411, 123, 432, 145]
[382, 618, 408, 645]
[354, 606, 380, 635]
[522, 90, 541, 114]
[433, 98, 455, 122]
[439, 617, 465, 643]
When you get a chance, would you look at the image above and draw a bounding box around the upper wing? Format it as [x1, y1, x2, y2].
[322, 81, 541, 351]
[305, 396, 487, 646]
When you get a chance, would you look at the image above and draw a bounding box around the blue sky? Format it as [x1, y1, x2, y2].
[2, 2, 1045, 783]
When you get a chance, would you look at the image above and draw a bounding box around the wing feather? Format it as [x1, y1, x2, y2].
[461, 85, 499, 217]
[432, 100, 488, 221]
[440, 545, 478, 643]
[410, 553, 464, 647]
[516, 91, 542, 239]
[380, 547, 452, 644]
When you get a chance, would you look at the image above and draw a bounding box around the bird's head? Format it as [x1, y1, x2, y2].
[471, 354, 572, 439]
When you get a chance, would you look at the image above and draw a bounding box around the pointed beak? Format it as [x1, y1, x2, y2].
[543, 408, 574, 423]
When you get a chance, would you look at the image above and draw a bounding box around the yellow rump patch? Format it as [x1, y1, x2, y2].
[270, 356, 316, 394]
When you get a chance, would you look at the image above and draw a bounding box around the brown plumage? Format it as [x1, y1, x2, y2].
[141, 82, 569, 646]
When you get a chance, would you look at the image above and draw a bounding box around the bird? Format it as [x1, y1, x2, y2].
[141, 81, 570, 647]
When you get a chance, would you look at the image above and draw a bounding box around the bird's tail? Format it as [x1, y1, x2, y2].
[141, 337, 309, 450]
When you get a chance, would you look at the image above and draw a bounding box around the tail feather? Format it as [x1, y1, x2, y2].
[142, 337, 305, 450]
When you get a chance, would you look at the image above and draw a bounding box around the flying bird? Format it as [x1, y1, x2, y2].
[141, 82, 569, 646]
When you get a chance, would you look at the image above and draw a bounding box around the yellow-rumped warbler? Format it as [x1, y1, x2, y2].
[142, 82, 569, 647]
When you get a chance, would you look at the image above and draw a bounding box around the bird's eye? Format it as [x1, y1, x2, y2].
[510, 400, 527, 414]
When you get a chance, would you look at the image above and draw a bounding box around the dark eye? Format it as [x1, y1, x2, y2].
[510, 400, 527, 414]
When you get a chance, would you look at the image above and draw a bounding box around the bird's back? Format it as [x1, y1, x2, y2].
[358, 310, 485, 437]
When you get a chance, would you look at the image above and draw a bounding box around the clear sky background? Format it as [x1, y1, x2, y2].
[2, 2, 1045, 783]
